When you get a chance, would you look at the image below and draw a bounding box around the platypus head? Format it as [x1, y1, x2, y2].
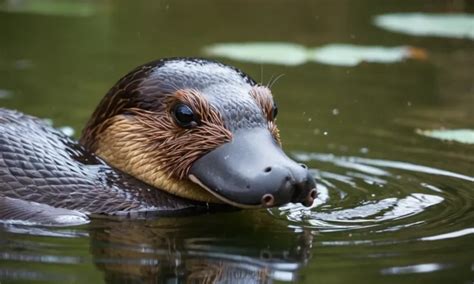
[81, 58, 316, 208]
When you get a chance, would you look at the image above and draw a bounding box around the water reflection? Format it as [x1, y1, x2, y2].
[381, 263, 449, 275]
[1, 151, 473, 282]
[91, 213, 312, 283]
[0, 212, 313, 283]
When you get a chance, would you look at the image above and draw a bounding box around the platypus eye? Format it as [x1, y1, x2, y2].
[172, 103, 199, 128]
[271, 103, 278, 120]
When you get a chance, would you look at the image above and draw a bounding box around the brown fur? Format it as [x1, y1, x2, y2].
[128, 90, 232, 179]
[90, 89, 231, 202]
[80, 64, 157, 151]
[249, 86, 281, 144]
[79, 68, 281, 202]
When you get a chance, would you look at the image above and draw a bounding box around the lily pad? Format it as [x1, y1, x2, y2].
[204, 42, 308, 66]
[309, 44, 420, 66]
[204, 42, 426, 67]
[374, 13, 474, 40]
[416, 129, 474, 144]
[0, 0, 98, 17]
[0, 89, 12, 99]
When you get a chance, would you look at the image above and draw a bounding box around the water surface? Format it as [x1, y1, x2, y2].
[0, 0, 473, 283]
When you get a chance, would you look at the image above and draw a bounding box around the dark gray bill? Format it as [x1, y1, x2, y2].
[188, 128, 316, 208]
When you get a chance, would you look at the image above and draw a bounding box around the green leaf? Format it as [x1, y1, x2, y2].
[204, 42, 423, 67]
[204, 42, 308, 66]
[416, 129, 474, 144]
[0, 0, 99, 17]
[374, 13, 474, 40]
[309, 44, 413, 66]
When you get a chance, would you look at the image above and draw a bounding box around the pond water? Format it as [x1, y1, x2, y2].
[0, 0, 473, 283]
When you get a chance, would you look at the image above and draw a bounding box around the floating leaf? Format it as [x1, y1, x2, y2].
[374, 13, 474, 40]
[205, 42, 426, 67]
[309, 44, 420, 66]
[416, 129, 474, 144]
[0, 89, 12, 99]
[0, 0, 99, 17]
[204, 42, 308, 66]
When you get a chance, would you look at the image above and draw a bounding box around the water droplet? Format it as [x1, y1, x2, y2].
[59, 126, 75, 137]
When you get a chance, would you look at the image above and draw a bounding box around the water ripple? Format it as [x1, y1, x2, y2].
[270, 152, 474, 243]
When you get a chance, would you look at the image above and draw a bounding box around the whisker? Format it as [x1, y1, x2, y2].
[266, 73, 275, 88]
[269, 73, 285, 89]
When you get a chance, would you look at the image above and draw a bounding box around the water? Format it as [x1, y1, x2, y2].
[0, 0, 473, 283]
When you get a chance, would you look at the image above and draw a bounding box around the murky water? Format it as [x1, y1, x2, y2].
[1, 0, 473, 283]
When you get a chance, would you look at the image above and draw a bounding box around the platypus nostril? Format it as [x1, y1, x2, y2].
[261, 194, 275, 207]
[302, 188, 317, 207]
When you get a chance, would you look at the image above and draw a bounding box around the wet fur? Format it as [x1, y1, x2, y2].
[249, 86, 281, 144]
[80, 61, 281, 202]
[0, 58, 290, 225]
[92, 89, 232, 202]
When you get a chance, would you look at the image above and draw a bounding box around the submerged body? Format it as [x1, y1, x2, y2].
[0, 58, 316, 225]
